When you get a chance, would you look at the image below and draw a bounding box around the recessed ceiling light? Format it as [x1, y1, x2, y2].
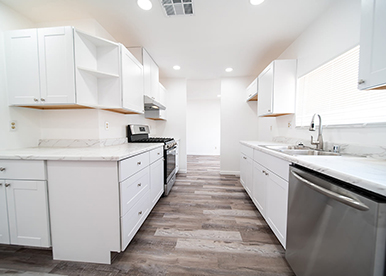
[225, 68, 233, 72]
[173, 65, 181, 70]
[137, 0, 152, 10]
[250, 0, 265, 5]
[217, 95, 221, 98]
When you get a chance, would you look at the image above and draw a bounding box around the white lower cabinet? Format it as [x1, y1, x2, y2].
[265, 170, 288, 248]
[240, 144, 289, 248]
[0, 160, 50, 248]
[0, 182, 10, 244]
[252, 161, 267, 217]
[150, 158, 164, 209]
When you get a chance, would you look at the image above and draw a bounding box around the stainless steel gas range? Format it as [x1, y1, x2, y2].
[127, 124, 177, 196]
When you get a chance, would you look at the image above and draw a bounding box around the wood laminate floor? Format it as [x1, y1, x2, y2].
[0, 155, 294, 276]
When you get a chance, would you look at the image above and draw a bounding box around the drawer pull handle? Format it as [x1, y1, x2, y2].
[137, 183, 142, 187]
[243, 156, 247, 159]
[137, 161, 142, 165]
[0, 167, 5, 172]
[157, 152, 160, 155]
[138, 211, 143, 215]
[5, 183, 10, 187]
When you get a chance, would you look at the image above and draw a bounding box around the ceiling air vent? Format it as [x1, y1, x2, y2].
[161, 0, 194, 17]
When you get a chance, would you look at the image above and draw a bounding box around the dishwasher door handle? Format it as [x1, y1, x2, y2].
[291, 171, 369, 211]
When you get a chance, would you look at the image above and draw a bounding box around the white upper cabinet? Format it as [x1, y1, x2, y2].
[143, 49, 161, 103]
[358, 0, 386, 90]
[246, 77, 258, 102]
[120, 46, 144, 114]
[257, 60, 297, 117]
[74, 30, 120, 108]
[5, 27, 75, 106]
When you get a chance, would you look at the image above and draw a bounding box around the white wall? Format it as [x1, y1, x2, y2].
[258, 0, 386, 148]
[187, 79, 221, 155]
[0, 2, 41, 150]
[220, 77, 259, 175]
[187, 99, 220, 155]
[158, 78, 187, 173]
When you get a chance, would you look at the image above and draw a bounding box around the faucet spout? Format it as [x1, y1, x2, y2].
[309, 114, 323, 150]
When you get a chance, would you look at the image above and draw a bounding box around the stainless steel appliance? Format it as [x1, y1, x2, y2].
[286, 165, 386, 276]
[127, 125, 177, 196]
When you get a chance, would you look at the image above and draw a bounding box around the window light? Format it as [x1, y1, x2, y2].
[296, 46, 386, 127]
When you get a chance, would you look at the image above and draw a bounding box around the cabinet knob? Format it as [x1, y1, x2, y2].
[138, 211, 143, 215]
[5, 183, 10, 187]
[358, 79, 365, 85]
[157, 152, 160, 155]
[137, 183, 142, 187]
[0, 167, 5, 172]
[34, 98, 39, 102]
[40, 98, 46, 102]
[268, 109, 271, 112]
[137, 161, 142, 165]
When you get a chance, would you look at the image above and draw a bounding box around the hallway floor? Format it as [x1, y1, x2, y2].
[0, 155, 294, 275]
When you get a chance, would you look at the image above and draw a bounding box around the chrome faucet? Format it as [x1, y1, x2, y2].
[309, 113, 323, 150]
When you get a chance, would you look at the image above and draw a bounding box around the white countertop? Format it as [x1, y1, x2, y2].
[0, 143, 163, 161]
[241, 141, 386, 197]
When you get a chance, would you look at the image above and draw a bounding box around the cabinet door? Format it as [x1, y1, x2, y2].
[5, 29, 40, 105]
[150, 158, 164, 209]
[240, 154, 253, 197]
[159, 83, 167, 107]
[6, 180, 51, 248]
[266, 172, 288, 248]
[122, 47, 144, 113]
[143, 49, 153, 99]
[258, 63, 274, 116]
[38, 26, 75, 104]
[358, 0, 386, 90]
[252, 162, 267, 217]
[0, 181, 10, 244]
[151, 60, 160, 102]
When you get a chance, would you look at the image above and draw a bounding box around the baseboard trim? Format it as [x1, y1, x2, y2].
[220, 171, 240, 176]
[177, 169, 187, 174]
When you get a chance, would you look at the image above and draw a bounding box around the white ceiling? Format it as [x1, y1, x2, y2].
[1, 0, 334, 80]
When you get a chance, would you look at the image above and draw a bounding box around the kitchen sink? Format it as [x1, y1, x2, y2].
[261, 145, 340, 156]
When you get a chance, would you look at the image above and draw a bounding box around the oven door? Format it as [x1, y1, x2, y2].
[165, 146, 177, 183]
[164, 146, 177, 195]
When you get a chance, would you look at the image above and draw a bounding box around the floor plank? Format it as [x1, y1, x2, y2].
[0, 155, 294, 275]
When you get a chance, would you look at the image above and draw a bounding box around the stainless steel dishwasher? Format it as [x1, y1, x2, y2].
[286, 165, 386, 276]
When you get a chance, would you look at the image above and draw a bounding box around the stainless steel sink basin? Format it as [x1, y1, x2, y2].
[261, 145, 340, 156]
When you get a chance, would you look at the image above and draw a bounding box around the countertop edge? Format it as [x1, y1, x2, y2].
[240, 140, 386, 197]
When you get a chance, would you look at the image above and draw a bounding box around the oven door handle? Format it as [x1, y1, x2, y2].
[166, 147, 177, 153]
[291, 171, 369, 211]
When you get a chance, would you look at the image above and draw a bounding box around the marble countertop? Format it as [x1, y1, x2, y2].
[0, 143, 163, 161]
[240, 140, 386, 197]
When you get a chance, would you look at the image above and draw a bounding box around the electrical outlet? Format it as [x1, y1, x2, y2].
[270, 125, 273, 131]
[105, 122, 109, 130]
[10, 121, 17, 131]
[288, 122, 291, 128]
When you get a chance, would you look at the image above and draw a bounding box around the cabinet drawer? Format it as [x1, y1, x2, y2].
[120, 167, 149, 217]
[0, 160, 46, 180]
[119, 152, 149, 182]
[241, 144, 253, 158]
[253, 150, 290, 181]
[149, 146, 163, 164]
[121, 191, 150, 250]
